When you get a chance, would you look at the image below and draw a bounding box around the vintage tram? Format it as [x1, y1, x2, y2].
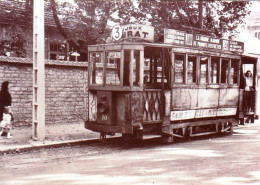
[85, 25, 258, 142]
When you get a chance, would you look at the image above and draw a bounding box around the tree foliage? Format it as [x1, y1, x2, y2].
[50, 0, 251, 56]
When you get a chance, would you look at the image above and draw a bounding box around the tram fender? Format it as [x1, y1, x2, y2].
[85, 121, 133, 134]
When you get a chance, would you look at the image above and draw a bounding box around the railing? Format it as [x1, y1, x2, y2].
[143, 90, 163, 122]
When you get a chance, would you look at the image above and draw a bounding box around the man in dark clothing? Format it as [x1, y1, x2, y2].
[0, 81, 12, 122]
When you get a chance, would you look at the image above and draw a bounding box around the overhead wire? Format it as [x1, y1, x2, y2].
[175, 0, 194, 34]
[183, 0, 194, 34]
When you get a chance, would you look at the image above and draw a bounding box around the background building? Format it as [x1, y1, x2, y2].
[0, 0, 77, 61]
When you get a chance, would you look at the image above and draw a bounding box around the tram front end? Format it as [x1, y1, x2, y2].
[85, 43, 146, 139]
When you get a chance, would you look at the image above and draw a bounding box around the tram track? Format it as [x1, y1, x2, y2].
[1, 130, 233, 156]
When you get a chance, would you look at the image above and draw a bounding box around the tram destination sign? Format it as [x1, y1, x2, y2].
[164, 28, 244, 53]
[112, 24, 154, 42]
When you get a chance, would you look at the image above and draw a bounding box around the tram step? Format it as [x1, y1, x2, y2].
[142, 134, 162, 140]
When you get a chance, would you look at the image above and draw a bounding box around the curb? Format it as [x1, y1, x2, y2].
[0, 137, 120, 155]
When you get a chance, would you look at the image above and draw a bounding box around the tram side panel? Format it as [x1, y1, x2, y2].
[162, 87, 239, 137]
[170, 87, 239, 115]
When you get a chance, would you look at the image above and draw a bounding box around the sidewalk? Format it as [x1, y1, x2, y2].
[0, 121, 259, 154]
[0, 122, 103, 154]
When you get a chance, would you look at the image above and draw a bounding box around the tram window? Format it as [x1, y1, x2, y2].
[200, 57, 208, 84]
[90, 52, 104, 85]
[123, 50, 130, 86]
[187, 56, 197, 84]
[106, 51, 121, 85]
[174, 54, 185, 83]
[133, 50, 140, 86]
[144, 58, 150, 82]
[231, 59, 239, 84]
[211, 57, 220, 84]
[221, 59, 229, 84]
[156, 59, 163, 83]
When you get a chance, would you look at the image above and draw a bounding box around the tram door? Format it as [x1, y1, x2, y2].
[239, 56, 258, 123]
[142, 47, 171, 126]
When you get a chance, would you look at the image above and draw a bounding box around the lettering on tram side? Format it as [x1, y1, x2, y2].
[229, 41, 244, 53]
[164, 29, 186, 45]
[170, 110, 195, 121]
[217, 108, 237, 116]
[195, 109, 217, 118]
[170, 108, 237, 121]
[164, 28, 243, 53]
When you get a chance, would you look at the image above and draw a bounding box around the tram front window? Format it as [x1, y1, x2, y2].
[123, 50, 140, 87]
[90, 52, 104, 85]
[106, 51, 120, 85]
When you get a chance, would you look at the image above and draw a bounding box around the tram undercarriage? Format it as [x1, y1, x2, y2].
[162, 117, 236, 142]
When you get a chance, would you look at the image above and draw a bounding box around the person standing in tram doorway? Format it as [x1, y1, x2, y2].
[243, 70, 254, 113]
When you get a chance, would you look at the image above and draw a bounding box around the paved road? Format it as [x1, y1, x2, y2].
[1, 123, 260, 185]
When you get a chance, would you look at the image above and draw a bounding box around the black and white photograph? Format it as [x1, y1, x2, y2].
[1, 0, 260, 184]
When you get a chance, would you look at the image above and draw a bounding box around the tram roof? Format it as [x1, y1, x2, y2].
[88, 42, 174, 48]
[88, 41, 244, 57]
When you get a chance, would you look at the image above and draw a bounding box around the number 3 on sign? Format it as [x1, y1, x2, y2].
[112, 25, 123, 41]
[102, 114, 108, 120]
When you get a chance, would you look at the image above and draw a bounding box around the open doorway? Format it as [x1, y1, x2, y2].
[143, 47, 171, 89]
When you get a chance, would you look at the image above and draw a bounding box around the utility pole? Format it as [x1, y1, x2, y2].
[199, 0, 203, 29]
[33, 0, 45, 141]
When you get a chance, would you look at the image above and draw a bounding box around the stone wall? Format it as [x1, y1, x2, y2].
[0, 56, 88, 126]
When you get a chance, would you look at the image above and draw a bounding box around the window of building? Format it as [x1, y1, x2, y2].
[200, 57, 208, 84]
[174, 54, 185, 83]
[211, 57, 220, 84]
[187, 56, 197, 84]
[50, 43, 67, 60]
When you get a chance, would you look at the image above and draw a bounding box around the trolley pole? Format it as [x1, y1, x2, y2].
[199, 0, 203, 29]
[32, 0, 45, 141]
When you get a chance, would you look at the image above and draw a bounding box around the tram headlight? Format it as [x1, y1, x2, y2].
[97, 95, 108, 113]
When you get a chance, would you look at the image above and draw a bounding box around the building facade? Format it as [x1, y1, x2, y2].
[0, 0, 77, 61]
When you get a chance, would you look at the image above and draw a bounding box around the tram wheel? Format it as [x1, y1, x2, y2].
[250, 115, 255, 123]
[100, 133, 107, 141]
[239, 118, 245, 125]
[228, 122, 233, 134]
